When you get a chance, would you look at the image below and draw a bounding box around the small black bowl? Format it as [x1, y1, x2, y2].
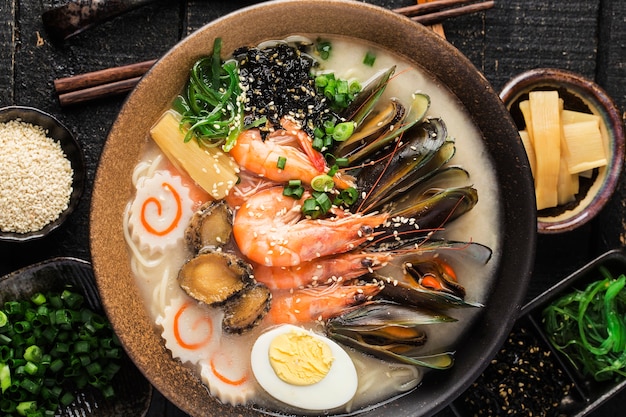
[0, 106, 85, 242]
[0, 257, 154, 416]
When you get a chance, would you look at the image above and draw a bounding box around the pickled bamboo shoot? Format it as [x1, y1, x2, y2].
[150, 111, 239, 200]
[562, 120, 607, 174]
[516, 92, 607, 210]
[528, 91, 561, 210]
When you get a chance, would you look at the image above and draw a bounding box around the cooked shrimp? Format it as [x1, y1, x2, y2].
[268, 282, 383, 324]
[224, 170, 275, 208]
[232, 186, 388, 267]
[253, 251, 392, 290]
[229, 128, 354, 189]
[278, 117, 326, 172]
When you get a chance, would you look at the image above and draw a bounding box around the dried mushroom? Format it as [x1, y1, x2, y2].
[178, 250, 253, 306]
[223, 283, 272, 334]
[185, 200, 233, 253]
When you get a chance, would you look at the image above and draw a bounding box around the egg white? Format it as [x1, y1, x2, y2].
[250, 324, 358, 411]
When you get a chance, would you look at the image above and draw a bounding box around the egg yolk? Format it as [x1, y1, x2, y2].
[268, 329, 334, 385]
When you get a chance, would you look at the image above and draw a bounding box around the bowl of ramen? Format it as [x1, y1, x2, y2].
[90, 0, 537, 416]
[500, 68, 625, 234]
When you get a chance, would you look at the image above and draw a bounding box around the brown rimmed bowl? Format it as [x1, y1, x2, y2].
[89, 1, 536, 416]
[500, 68, 626, 234]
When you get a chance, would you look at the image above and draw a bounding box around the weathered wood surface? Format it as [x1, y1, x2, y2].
[1, 0, 625, 416]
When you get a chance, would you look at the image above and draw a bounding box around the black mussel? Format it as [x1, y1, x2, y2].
[185, 200, 233, 253]
[373, 269, 483, 310]
[223, 282, 272, 334]
[327, 301, 455, 369]
[356, 117, 448, 212]
[389, 186, 478, 229]
[340, 66, 396, 126]
[334, 99, 405, 159]
[336, 92, 431, 164]
[178, 250, 253, 306]
[405, 258, 466, 299]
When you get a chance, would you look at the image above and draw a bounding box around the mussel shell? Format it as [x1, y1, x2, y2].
[341, 66, 396, 126]
[355, 118, 448, 212]
[334, 99, 405, 159]
[373, 271, 483, 309]
[328, 300, 455, 328]
[405, 259, 466, 299]
[328, 331, 454, 370]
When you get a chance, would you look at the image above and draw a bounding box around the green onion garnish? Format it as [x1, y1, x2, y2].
[277, 156, 287, 170]
[363, 51, 376, 66]
[311, 174, 335, 192]
[0, 287, 123, 415]
[332, 122, 355, 142]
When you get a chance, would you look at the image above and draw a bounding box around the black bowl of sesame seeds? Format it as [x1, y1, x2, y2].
[0, 106, 85, 242]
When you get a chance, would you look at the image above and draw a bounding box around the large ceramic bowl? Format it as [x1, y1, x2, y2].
[90, 1, 536, 416]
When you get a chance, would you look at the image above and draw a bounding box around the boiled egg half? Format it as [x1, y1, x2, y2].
[251, 324, 358, 411]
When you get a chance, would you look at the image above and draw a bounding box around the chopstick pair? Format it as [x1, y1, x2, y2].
[397, 0, 494, 25]
[54, 59, 157, 107]
[53, 0, 495, 107]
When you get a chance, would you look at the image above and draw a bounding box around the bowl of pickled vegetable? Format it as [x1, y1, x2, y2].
[500, 68, 625, 234]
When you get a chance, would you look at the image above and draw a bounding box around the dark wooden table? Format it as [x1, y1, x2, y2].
[1, 0, 625, 416]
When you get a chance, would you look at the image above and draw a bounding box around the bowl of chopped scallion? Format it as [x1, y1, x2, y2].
[0, 257, 152, 417]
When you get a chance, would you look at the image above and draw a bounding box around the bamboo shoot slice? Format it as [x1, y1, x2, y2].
[150, 111, 239, 200]
[561, 109, 601, 125]
[518, 130, 536, 177]
[529, 91, 561, 210]
[562, 120, 607, 174]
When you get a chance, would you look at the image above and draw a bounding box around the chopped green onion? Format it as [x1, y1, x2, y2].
[30, 294, 46, 306]
[302, 198, 321, 218]
[316, 39, 332, 60]
[0, 287, 123, 416]
[363, 51, 376, 66]
[0, 311, 7, 328]
[23, 346, 42, 363]
[277, 156, 287, 170]
[311, 175, 335, 192]
[0, 362, 11, 393]
[283, 181, 305, 200]
[332, 122, 355, 142]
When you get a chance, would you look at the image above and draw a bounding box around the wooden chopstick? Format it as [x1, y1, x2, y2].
[54, 59, 157, 94]
[58, 76, 143, 107]
[417, 0, 447, 39]
[53, 1, 494, 106]
[410, 0, 494, 25]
